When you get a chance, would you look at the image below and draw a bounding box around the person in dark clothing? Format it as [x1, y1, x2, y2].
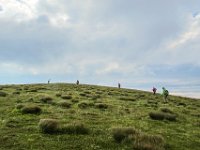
[152, 87, 157, 95]
[76, 80, 79, 85]
[118, 83, 121, 89]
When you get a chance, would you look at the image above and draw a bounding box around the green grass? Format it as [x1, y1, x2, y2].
[0, 83, 200, 150]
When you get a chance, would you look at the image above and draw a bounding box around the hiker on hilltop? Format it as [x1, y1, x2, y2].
[48, 79, 51, 84]
[76, 80, 79, 85]
[118, 83, 121, 89]
[152, 87, 157, 95]
[162, 87, 169, 103]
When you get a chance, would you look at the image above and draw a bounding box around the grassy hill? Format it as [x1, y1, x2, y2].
[0, 83, 199, 150]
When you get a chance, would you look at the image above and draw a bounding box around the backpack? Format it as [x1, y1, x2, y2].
[165, 90, 169, 96]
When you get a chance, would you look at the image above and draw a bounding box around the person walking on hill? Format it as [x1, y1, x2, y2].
[76, 80, 79, 85]
[152, 87, 157, 95]
[162, 87, 169, 103]
[48, 79, 51, 84]
[118, 83, 121, 89]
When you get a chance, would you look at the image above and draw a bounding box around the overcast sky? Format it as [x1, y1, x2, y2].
[0, 0, 200, 98]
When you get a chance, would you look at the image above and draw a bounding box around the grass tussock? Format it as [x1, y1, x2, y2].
[112, 127, 138, 143]
[55, 93, 62, 97]
[40, 95, 53, 103]
[21, 105, 42, 114]
[15, 104, 24, 109]
[39, 119, 59, 134]
[0, 91, 7, 97]
[133, 134, 165, 150]
[61, 95, 72, 100]
[71, 99, 79, 103]
[149, 112, 165, 120]
[79, 93, 87, 97]
[61, 122, 89, 134]
[119, 97, 136, 101]
[78, 102, 94, 109]
[59, 101, 72, 108]
[149, 112, 176, 121]
[112, 127, 165, 150]
[160, 108, 173, 114]
[177, 102, 186, 107]
[95, 103, 108, 109]
[13, 91, 20, 95]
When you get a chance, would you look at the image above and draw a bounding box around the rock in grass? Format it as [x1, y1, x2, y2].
[39, 119, 59, 134]
[0, 91, 7, 97]
[21, 105, 42, 114]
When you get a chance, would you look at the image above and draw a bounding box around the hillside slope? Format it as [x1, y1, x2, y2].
[0, 83, 199, 150]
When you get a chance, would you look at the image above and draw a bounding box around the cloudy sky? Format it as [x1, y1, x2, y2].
[0, 0, 200, 98]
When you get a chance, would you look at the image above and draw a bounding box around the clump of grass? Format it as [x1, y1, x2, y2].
[78, 102, 94, 109]
[160, 107, 173, 114]
[177, 102, 186, 107]
[84, 91, 91, 94]
[5, 119, 21, 128]
[164, 113, 177, 121]
[147, 100, 158, 104]
[0, 91, 7, 97]
[149, 112, 165, 120]
[13, 91, 20, 95]
[61, 95, 72, 100]
[149, 112, 176, 121]
[112, 127, 165, 149]
[133, 134, 165, 150]
[112, 127, 138, 143]
[39, 119, 59, 134]
[79, 93, 87, 97]
[21, 105, 42, 114]
[29, 89, 38, 92]
[95, 103, 108, 109]
[59, 101, 72, 108]
[55, 93, 62, 97]
[61, 122, 89, 134]
[119, 97, 136, 101]
[91, 95, 101, 100]
[15, 104, 24, 109]
[40, 95, 53, 103]
[71, 99, 79, 103]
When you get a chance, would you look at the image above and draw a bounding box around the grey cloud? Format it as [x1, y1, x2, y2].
[0, 0, 200, 92]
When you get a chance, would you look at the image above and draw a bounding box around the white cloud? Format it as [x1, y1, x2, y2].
[0, 0, 200, 97]
[168, 13, 200, 49]
[0, 0, 38, 22]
